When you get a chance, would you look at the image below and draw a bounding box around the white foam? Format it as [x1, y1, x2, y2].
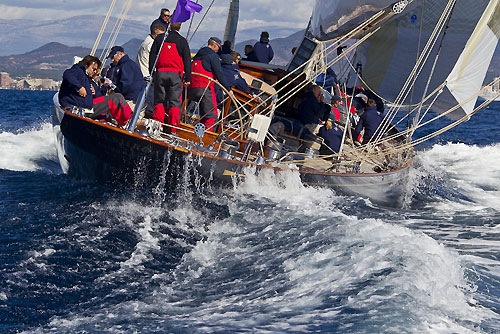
[0, 123, 57, 172]
[416, 143, 500, 210]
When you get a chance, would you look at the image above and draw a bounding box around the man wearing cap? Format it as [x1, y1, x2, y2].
[148, 22, 191, 133]
[189, 37, 232, 131]
[150, 8, 170, 31]
[318, 115, 344, 155]
[296, 85, 329, 135]
[107, 46, 144, 111]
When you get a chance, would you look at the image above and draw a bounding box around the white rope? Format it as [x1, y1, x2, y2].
[91, 0, 118, 56]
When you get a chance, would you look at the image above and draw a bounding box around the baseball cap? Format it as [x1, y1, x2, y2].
[107, 46, 124, 59]
[209, 37, 222, 46]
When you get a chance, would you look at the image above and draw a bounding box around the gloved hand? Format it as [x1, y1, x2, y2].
[144, 75, 152, 83]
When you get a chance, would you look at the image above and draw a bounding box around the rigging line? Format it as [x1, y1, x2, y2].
[98, 0, 128, 61]
[91, 0, 118, 56]
[228, 10, 386, 117]
[408, 0, 426, 125]
[99, 0, 130, 61]
[410, 0, 458, 137]
[186, 0, 200, 39]
[200, 9, 385, 137]
[108, 0, 133, 55]
[188, 0, 216, 43]
[362, 81, 499, 160]
[370, 0, 455, 144]
[384, 0, 454, 113]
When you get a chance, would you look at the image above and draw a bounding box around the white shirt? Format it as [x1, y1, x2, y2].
[136, 34, 155, 77]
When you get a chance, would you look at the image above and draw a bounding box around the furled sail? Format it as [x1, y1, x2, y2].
[311, 0, 399, 41]
[312, 0, 500, 120]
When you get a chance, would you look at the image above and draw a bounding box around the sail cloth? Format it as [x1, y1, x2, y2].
[311, 0, 397, 41]
[311, 0, 500, 120]
[171, 0, 203, 23]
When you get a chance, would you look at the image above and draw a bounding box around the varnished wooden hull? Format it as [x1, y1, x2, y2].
[53, 99, 411, 206]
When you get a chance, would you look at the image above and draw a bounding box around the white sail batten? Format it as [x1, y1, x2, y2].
[445, 0, 500, 117]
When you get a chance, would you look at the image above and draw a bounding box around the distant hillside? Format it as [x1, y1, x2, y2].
[0, 29, 303, 81]
[0, 15, 149, 56]
[0, 39, 143, 81]
[0, 15, 302, 57]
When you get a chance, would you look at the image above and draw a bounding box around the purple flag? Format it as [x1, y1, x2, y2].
[170, 0, 203, 23]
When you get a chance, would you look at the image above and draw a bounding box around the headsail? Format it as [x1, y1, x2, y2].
[311, 0, 500, 120]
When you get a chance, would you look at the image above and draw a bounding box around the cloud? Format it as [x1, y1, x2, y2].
[0, 0, 315, 35]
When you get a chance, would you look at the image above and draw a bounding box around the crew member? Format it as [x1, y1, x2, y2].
[296, 85, 329, 135]
[59, 55, 100, 110]
[253, 31, 274, 63]
[189, 37, 232, 131]
[137, 24, 167, 77]
[150, 8, 170, 31]
[243, 44, 258, 62]
[219, 53, 248, 93]
[107, 45, 145, 111]
[354, 98, 384, 145]
[318, 116, 344, 156]
[149, 22, 191, 133]
[220, 40, 232, 55]
[89, 71, 133, 127]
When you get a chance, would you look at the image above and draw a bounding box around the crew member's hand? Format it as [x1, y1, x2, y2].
[144, 75, 152, 83]
[90, 85, 95, 96]
[78, 87, 87, 97]
[228, 90, 235, 100]
[183, 81, 190, 87]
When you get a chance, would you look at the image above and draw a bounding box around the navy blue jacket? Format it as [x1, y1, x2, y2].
[315, 67, 338, 91]
[296, 91, 328, 125]
[253, 37, 274, 63]
[319, 124, 343, 154]
[109, 54, 144, 102]
[215, 61, 249, 104]
[59, 63, 93, 109]
[221, 62, 248, 92]
[354, 105, 384, 143]
[150, 17, 169, 32]
[192, 47, 230, 90]
[243, 50, 258, 62]
[90, 80, 107, 99]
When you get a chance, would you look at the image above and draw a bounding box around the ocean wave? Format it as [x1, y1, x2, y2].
[0, 122, 59, 173]
[411, 142, 500, 210]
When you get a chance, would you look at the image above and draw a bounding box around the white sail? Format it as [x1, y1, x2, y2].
[444, 1, 500, 117]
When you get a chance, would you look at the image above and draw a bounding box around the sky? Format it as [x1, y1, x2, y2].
[0, 0, 315, 34]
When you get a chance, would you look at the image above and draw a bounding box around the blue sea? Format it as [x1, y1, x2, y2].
[0, 89, 499, 333]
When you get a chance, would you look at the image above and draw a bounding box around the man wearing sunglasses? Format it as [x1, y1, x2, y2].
[150, 8, 170, 31]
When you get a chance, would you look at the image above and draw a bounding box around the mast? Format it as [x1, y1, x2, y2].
[223, 0, 239, 47]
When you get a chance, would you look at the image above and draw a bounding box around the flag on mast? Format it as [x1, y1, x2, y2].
[170, 0, 203, 23]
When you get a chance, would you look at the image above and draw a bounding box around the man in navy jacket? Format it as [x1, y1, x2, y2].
[189, 37, 232, 131]
[296, 85, 329, 135]
[354, 98, 384, 145]
[253, 31, 274, 63]
[150, 8, 170, 31]
[107, 46, 145, 110]
[59, 55, 100, 110]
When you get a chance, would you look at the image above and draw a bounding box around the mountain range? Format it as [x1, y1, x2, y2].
[0, 16, 304, 81]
